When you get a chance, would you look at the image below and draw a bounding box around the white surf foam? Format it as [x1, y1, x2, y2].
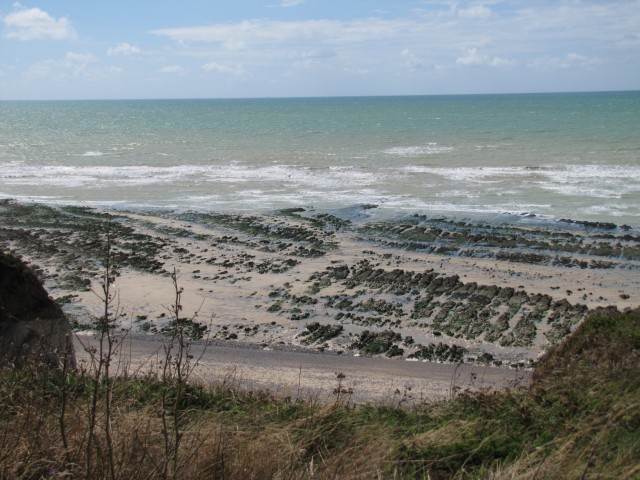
[384, 143, 454, 156]
[77, 151, 110, 157]
[0, 163, 383, 190]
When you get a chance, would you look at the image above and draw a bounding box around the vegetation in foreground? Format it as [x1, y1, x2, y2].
[0, 307, 638, 479]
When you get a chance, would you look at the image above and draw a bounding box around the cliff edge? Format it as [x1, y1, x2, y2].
[0, 250, 75, 368]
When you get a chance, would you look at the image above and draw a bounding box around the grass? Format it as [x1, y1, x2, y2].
[0, 308, 638, 479]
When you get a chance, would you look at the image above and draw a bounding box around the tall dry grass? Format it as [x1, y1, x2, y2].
[2, 314, 637, 480]
[0, 363, 403, 479]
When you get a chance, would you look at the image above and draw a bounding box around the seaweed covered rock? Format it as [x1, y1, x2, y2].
[0, 250, 75, 368]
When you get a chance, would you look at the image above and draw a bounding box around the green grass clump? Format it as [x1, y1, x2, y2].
[0, 308, 638, 479]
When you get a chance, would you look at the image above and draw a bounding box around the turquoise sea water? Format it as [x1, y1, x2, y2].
[1, 92, 639, 225]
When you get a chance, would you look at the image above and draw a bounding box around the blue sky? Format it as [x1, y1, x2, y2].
[1, 0, 639, 99]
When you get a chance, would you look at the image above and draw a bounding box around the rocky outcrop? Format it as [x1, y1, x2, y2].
[312, 262, 590, 348]
[0, 251, 75, 368]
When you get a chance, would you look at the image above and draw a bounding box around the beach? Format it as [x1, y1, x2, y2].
[1, 93, 639, 402]
[73, 333, 528, 405]
[1, 200, 637, 401]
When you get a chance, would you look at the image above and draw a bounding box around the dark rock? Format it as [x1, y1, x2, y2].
[559, 219, 618, 230]
[495, 287, 515, 302]
[451, 282, 477, 299]
[427, 275, 461, 294]
[351, 329, 401, 355]
[332, 265, 350, 280]
[0, 251, 75, 368]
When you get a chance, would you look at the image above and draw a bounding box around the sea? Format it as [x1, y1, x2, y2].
[1, 91, 639, 226]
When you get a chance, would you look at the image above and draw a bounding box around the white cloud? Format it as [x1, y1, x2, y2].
[292, 59, 317, 69]
[300, 49, 336, 60]
[457, 5, 492, 19]
[64, 52, 97, 76]
[528, 53, 601, 70]
[150, 18, 408, 48]
[456, 48, 513, 67]
[401, 49, 424, 70]
[272, 0, 305, 7]
[3, 5, 76, 41]
[566, 53, 601, 67]
[343, 66, 368, 75]
[289, 50, 337, 70]
[65, 52, 96, 64]
[25, 51, 96, 79]
[489, 57, 513, 67]
[107, 43, 141, 56]
[617, 33, 640, 47]
[24, 60, 52, 79]
[149, 4, 640, 63]
[159, 65, 189, 75]
[202, 62, 246, 76]
[142, 2, 638, 96]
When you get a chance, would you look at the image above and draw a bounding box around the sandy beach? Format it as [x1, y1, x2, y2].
[73, 332, 528, 405]
[1, 200, 638, 401]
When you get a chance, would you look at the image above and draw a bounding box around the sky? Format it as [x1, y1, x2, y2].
[1, 0, 639, 100]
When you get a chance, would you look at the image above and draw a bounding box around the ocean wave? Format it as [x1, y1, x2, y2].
[204, 164, 381, 188]
[77, 151, 110, 157]
[401, 164, 640, 183]
[384, 143, 454, 156]
[2, 163, 638, 196]
[401, 165, 523, 182]
[1, 161, 637, 226]
[434, 190, 480, 199]
[551, 164, 640, 180]
[473, 144, 503, 150]
[0, 163, 382, 189]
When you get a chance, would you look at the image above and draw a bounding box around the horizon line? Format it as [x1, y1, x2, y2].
[2, 88, 639, 103]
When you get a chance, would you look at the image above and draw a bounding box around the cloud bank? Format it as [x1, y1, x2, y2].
[2, 1, 639, 99]
[4, 5, 76, 41]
